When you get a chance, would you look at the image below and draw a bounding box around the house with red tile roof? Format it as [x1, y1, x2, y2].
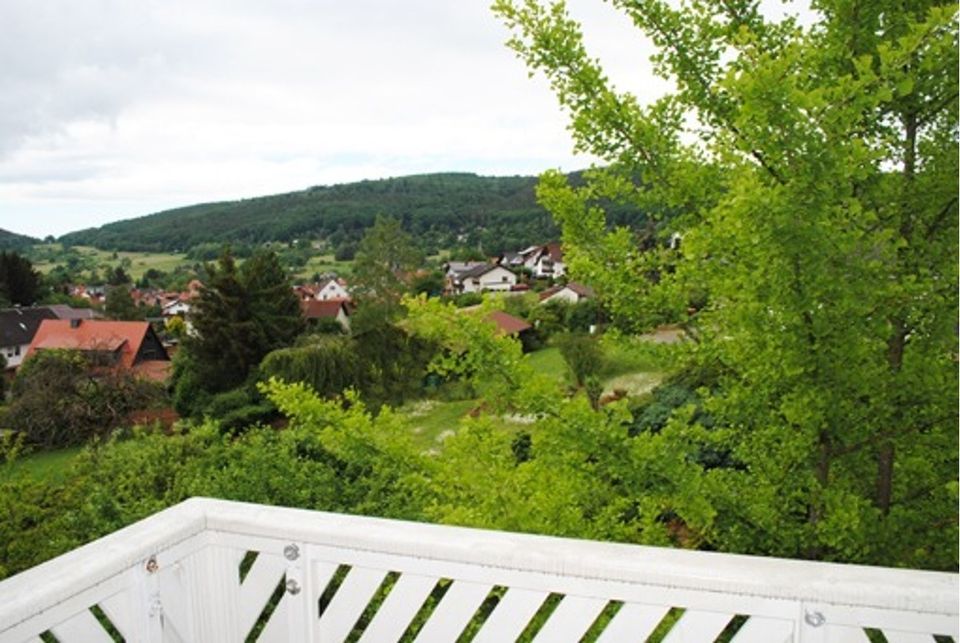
[301, 299, 351, 332]
[26, 319, 171, 382]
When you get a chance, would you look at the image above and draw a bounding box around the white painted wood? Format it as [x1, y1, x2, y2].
[1, 498, 957, 642]
[661, 609, 734, 643]
[182, 546, 243, 642]
[99, 591, 134, 640]
[358, 574, 438, 643]
[472, 588, 548, 643]
[532, 595, 608, 643]
[317, 566, 388, 642]
[302, 542, 799, 620]
[596, 603, 671, 643]
[413, 580, 493, 643]
[882, 632, 936, 643]
[49, 609, 114, 643]
[198, 499, 956, 616]
[238, 553, 287, 637]
[730, 616, 794, 643]
[253, 597, 288, 643]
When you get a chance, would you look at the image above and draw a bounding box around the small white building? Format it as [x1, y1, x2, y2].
[452, 264, 518, 294]
[317, 278, 350, 301]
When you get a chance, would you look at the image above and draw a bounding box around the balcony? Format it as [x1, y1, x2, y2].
[0, 497, 956, 642]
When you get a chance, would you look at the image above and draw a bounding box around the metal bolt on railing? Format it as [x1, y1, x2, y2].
[285, 579, 301, 595]
[283, 544, 300, 561]
[804, 610, 826, 627]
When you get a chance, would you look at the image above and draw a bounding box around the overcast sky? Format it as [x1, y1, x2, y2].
[0, 0, 663, 238]
[0, 1, 810, 239]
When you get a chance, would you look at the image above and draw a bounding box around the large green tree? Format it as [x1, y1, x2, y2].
[494, 0, 958, 566]
[0, 252, 42, 306]
[350, 215, 423, 332]
[174, 249, 304, 413]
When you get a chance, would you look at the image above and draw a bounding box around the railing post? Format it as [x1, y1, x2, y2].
[284, 541, 316, 642]
[130, 556, 163, 643]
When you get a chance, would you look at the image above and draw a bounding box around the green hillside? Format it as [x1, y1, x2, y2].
[0, 228, 39, 250]
[58, 172, 649, 254]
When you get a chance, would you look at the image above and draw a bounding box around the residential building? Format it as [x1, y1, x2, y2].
[0, 307, 58, 369]
[302, 300, 351, 332]
[539, 282, 595, 304]
[448, 264, 517, 294]
[27, 319, 172, 382]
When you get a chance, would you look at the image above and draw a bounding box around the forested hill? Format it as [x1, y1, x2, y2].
[0, 228, 38, 250]
[58, 172, 649, 254]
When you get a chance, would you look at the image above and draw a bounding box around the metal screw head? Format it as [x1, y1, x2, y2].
[285, 579, 301, 595]
[145, 556, 159, 574]
[804, 610, 826, 627]
[283, 544, 300, 561]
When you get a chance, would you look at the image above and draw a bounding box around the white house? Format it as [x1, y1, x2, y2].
[316, 278, 350, 301]
[451, 264, 517, 294]
[529, 242, 566, 278]
[0, 308, 58, 369]
[161, 298, 191, 318]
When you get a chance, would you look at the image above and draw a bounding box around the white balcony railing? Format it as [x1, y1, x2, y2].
[0, 497, 956, 642]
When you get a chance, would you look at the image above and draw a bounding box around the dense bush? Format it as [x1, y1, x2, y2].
[2, 350, 165, 448]
[260, 325, 438, 408]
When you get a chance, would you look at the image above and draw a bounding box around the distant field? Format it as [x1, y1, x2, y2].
[32, 245, 190, 280]
[296, 254, 353, 279]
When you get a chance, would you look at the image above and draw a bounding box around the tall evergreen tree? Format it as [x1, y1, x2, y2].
[0, 252, 41, 306]
[177, 249, 304, 409]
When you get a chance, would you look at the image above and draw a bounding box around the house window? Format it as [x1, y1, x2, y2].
[14, 346, 20, 356]
[502, 276, 508, 282]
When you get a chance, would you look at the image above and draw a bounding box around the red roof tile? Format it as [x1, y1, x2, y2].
[486, 310, 532, 336]
[301, 300, 348, 320]
[28, 320, 151, 369]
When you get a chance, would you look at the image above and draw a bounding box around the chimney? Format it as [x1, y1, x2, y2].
[70, 319, 82, 329]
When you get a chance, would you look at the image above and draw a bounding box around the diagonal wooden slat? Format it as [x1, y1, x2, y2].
[596, 603, 671, 643]
[318, 566, 388, 642]
[359, 574, 439, 643]
[473, 587, 548, 643]
[730, 615, 794, 643]
[98, 592, 134, 639]
[256, 597, 289, 643]
[661, 608, 733, 643]
[238, 553, 287, 637]
[533, 595, 608, 643]
[880, 632, 936, 643]
[413, 580, 493, 643]
[49, 609, 114, 643]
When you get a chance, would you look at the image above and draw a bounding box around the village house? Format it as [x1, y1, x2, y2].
[497, 242, 567, 279]
[0, 307, 58, 369]
[539, 282, 595, 304]
[316, 278, 350, 301]
[0, 305, 102, 370]
[302, 299, 351, 332]
[26, 319, 172, 382]
[447, 263, 517, 294]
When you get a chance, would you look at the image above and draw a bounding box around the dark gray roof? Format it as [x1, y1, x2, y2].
[0, 307, 59, 348]
[45, 305, 100, 320]
[458, 263, 504, 279]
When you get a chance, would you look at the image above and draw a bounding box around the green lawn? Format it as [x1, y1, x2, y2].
[296, 254, 353, 280]
[400, 340, 676, 451]
[1, 446, 81, 483]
